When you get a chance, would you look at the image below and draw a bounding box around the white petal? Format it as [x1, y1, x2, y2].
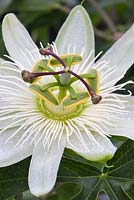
[0, 66, 21, 77]
[0, 116, 18, 129]
[55, 5, 94, 62]
[0, 57, 17, 68]
[28, 134, 66, 197]
[0, 75, 33, 129]
[0, 58, 5, 64]
[66, 131, 116, 162]
[0, 127, 33, 167]
[0, 75, 28, 89]
[98, 24, 134, 88]
[109, 96, 134, 140]
[2, 13, 41, 69]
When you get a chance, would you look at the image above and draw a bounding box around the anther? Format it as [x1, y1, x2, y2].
[91, 95, 102, 104]
[21, 70, 33, 83]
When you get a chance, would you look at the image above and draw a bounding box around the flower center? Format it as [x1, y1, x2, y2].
[36, 98, 85, 121]
[21, 44, 101, 120]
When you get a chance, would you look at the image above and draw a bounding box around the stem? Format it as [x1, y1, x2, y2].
[37, 194, 50, 200]
[15, 193, 23, 200]
[81, 0, 86, 5]
[58, 86, 67, 102]
[67, 86, 77, 99]
[88, 0, 117, 33]
[94, 27, 113, 41]
[54, 4, 70, 14]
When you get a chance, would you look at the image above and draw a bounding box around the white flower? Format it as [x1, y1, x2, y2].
[0, 5, 134, 197]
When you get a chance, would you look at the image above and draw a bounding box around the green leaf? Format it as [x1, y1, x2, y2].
[46, 183, 82, 200]
[121, 182, 134, 199]
[56, 140, 134, 200]
[0, 140, 133, 199]
[23, 190, 37, 200]
[9, 0, 62, 12]
[0, 158, 30, 199]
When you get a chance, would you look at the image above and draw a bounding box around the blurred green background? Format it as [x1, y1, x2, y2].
[0, 0, 134, 92]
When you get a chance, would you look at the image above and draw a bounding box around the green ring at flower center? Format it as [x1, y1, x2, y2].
[36, 98, 85, 121]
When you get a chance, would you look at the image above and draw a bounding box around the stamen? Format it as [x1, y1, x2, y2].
[39, 46, 102, 104]
[21, 46, 102, 104]
[21, 70, 65, 83]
